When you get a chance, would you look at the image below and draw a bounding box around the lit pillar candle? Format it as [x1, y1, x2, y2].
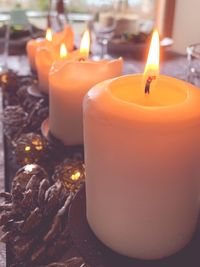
[26, 28, 53, 72]
[36, 43, 68, 94]
[84, 30, 200, 259]
[27, 26, 74, 73]
[52, 25, 74, 54]
[49, 30, 123, 145]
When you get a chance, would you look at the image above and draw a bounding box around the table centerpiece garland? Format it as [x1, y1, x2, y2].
[0, 70, 88, 267]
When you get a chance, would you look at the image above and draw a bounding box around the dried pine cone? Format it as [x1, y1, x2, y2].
[27, 99, 49, 131]
[1, 71, 33, 105]
[12, 164, 48, 192]
[16, 85, 29, 104]
[0, 71, 18, 89]
[52, 159, 85, 193]
[13, 133, 52, 166]
[38, 257, 90, 267]
[0, 165, 74, 266]
[22, 92, 48, 114]
[3, 105, 29, 140]
[3, 97, 48, 142]
[17, 84, 49, 130]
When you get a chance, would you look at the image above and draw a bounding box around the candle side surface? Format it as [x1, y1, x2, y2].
[84, 75, 200, 259]
[49, 58, 123, 145]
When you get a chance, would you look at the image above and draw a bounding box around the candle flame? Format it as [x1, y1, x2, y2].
[144, 29, 160, 78]
[60, 43, 68, 59]
[46, 28, 53, 42]
[80, 30, 90, 58]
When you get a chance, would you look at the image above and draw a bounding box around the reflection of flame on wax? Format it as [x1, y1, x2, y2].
[46, 28, 53, 42]
[80, 30, 90, 59]
[71, 171, 81, 181]
[144, 30, 160, 94]
[60, 43, 68, 59]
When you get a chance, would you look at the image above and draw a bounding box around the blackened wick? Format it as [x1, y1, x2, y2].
[145, 76, 156, 94]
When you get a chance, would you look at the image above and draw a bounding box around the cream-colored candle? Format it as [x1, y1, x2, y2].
[52, 25, 74, 54]
[49, 58, 123, 145]
[26, 38, 44, 72]
[84, 31, 200, 259]
[35, 47, 55, 94]
[49, 29, 123, 145]
[27, 26, 74, 73]
[36, 43, 68, 94]
[26, 28, 52, 72]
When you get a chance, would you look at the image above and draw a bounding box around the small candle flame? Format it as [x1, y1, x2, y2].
[46, 28, 53, 42]
[80, 30, 90, 59]
[60, 43, 68, 59]
[144, 30, 160, 94]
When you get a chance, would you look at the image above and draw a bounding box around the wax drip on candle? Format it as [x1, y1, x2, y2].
[145, 76, 156, 94]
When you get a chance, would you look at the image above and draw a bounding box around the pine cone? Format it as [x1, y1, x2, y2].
[3, 102, 49, 141]
[3, 105, 29, 141]
[17, 86, 49, 131]
[38, 257, 90, 267]
[13, 133, 52, 166]
[52, 159, 85, 193]
[0, 165, 74, 266]
[0, 71, 33, 106]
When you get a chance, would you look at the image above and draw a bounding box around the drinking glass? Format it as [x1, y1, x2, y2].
[186, 43, 200, 87]
[93, 20, 116, 60]
[49, 0, 70, 32]
[91, 0, 117, 60]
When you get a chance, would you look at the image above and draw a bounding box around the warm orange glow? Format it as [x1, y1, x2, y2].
[46, 28, 53, 42]
[144, 30, 160, 77]
[80, 30, 90, 58]
[71, 171, 81, 181]
[25, 146, 31, 152]
[60, 43, 68, 59]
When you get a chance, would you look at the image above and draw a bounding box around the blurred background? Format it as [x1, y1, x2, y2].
[0, 0, 199, 54]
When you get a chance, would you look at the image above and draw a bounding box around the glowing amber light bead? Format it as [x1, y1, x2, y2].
[25, 146, 31, 152]
[71, 171, 81, 181]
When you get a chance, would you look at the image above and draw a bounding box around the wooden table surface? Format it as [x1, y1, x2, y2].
[0, 49, 190, 267]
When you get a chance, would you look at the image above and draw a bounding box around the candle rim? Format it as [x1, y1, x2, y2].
[36, 46, 58, 67]
[108, 74, 188, 109]
[85, 74, 200, 128]
[49, 57, 123, 76]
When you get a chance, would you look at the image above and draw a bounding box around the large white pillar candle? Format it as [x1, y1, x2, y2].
[49, 58, 123, 145]
[84, 74, 200, 259]
[83, 31, 200, 260]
